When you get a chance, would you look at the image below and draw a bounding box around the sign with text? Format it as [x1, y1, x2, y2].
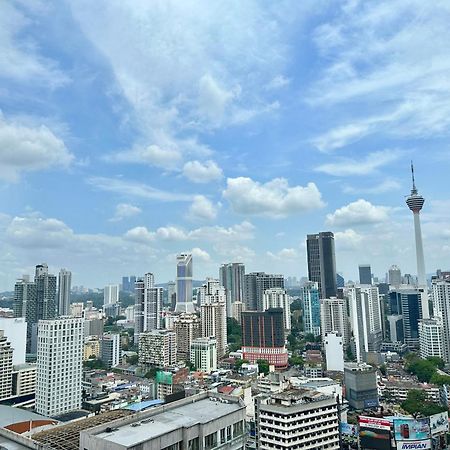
[393, 418, 430, 441]
[429, 412, 448, 435]
[396, 440, 431, 450]
[359, 416, 392, 450]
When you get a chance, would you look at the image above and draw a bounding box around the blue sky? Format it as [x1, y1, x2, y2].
[1, 0, 449, 290]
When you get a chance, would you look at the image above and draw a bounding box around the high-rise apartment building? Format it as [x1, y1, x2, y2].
[100, 333, 121, 368]
[57, 269, 71, 316]
[134, 273, 163, 339]
[241, 308, 288, 368]
[301, 282, 321, 336]
[256, 389, 340, 450]
[306, 232, 337, 299]
[197, 278, 226, 306]
[103, 284, 119, 305]
[431, 278, 450, 362]
[320, 297, 349, 345]
[174, 313, 201, 361]
[419, 318, 445, 360]
[36, 317, 83, 417]
[406, 163, 429, 318]
[358, 264, 372, 285]
[190, 337, 217, 373]
[139, 329, 177, 367]
[200, 290, 227, 359]
[244, 272, 284, 311]
[175, 253, 195, 313]
[232, 301, 245, 324]
[0, 331, 13, 400]
[262, 288, 291, 331]
[219, 263, 245, 317]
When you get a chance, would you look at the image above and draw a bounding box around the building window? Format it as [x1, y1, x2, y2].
[227, 425, 232, 441]
[205, 432, 217, 449]
[188, 437, 199, 450]
[220, 428, 226, 444]
[233, 421, 244, 437]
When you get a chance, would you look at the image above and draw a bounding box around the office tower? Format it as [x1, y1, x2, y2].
[244, 272, 284, 311]
[174, 313, 201, 361]
[358, 264, 372, 285]
[57, 268, 71, 316]
[201, 298, 227, 359]
[196, 278, 226, 306]
[79, 392, 247, 450]
[175, 253, 195, 313]
[320, 297, 349, 345]
[241, 308, 288, 368]
[419, 318, 445, 360]
[134, 273, 163, 338]
[100, 333, 121, 368]
[121, 276, 136, 293]
[387, 315, 404, 342]
[103, 284, 119, 305]
[388, 265, 402, 287]
[347, 286, 382, 362]
[406, 162, 429, 318]
[255, 389, 340, 450]
[344, 362, 378, 409]
[139, 330, 177, 367]
[389, 289, 421, 347]
[301, 282, 321, 337]
[219, 263, 245, 317]
[324, 333, 344, 372]
[34, 264, 57, 320]
[167, 281, 176, 309]
[336, 273, 345, 289]
[232, 301, 245, 324]
[36, 317, 83, 416]
[431, 278, 450, 362]
[190, 337, 217, 373]
[262, 288, 291, 331]
[306, 232, 337, 299]
[0, 317, 26, 365]
[0, 331, 13, 400]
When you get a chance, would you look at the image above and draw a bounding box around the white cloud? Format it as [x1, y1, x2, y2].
[342, 179, 402, 195]
[188, 195, 218, 221]
[109, 145, 182, 170]
[223, 176, 324, 217]
[87, 177, 193, 202]
[334, 228, 364, 250]
[123, 226, 154, 244]
[0, 114, 74, 182]
[110, 203, 142, 222]
[315, 149, 401, 177]
[191, 247, 210, 262]
[266, 75, 290, 90]
[190, 221, 255, 242]
[0, 2, 68, 87]
[182, 160, 223, 183]
[156, 226, 189, 241]
[326, 199, 390, 226]
[267, 248, 298, 260]
[312, 123, 371, 152]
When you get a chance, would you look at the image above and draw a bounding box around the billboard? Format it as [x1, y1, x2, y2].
[359, 416, 392, 450]
[393, 418, 430, 441]
[429, 412, 449, 435]
[340, 422, 357, 436]
[396, 440, 431, 450]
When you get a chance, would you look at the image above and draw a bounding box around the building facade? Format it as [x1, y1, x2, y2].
[359, 264, 372, 285]
[262, 288, 291, 332]
[103, 284, 119, 305]
[190, 337, 217, 373]
[139, 329, 177, 368]
[244, 272, 284, 311]
[320, 297, 349, 345]
[301, 282, 321, 337]
[174, 313, 201, 362]
[200, 301, 227, 359]
[100, 333, 121, 368]
[57, 269, 71, 316]
[219, 263, 245, 317]
[0, 331, 13, 400]
[175, 253, 195, 313]
[306, 232, 337, 299]
[0, 317, 26, 365]
[344, 362, 378, 410]
[36, 317, 83, 417]
[419, 318, 445, 360]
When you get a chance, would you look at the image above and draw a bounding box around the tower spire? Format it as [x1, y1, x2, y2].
[411, 160, 417, 194]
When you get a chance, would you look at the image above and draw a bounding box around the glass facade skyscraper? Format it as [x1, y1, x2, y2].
[175, 253, 195, 313]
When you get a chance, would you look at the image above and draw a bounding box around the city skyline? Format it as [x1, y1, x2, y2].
[1, 2, 450, 290]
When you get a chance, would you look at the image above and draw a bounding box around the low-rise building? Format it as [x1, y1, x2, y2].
[256, 388, 340, 449]
[80, 392, 247, 450]
[190, 337, 217, 373]
[84, 337, 100, 361]
[12, 363, 36, 396]
[344, 362, 378, 410]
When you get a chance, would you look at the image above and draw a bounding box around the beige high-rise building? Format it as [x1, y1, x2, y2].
[232, 301, 245, 324]
[174, 314, 200, 361]
[139, 329, 177, 368]
[320, 297, 349, 345]
[0, 331, 13, 400]
[263, 288, 291, 331]
[201, 302, 227, 359]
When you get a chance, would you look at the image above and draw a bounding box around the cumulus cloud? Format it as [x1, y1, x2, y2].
[334, 228, 364, 250]
[182, 160, 223, 183]
[267, 248, 298, 260]
[191, 247, 210, 262]
[188, 195, 218, 221]
[110, 203, 142, 222]
[223, 177, 324, 217]
[0, 114, 74, 182]
[342, 179, 402, 195]
[315, 150, 401, 177]
[190, 221, 255, 242]
[123, 226, 154, 244]
[326, 199, 390, 226]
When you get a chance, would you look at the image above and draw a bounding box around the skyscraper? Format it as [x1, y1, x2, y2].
[406, 162, 429, 319]
[301, 282, 321, 337]
[219, 263, 245, 317]
[262, 288, 291, 331]
[358, 264, 372, 285]
[388, 265, 402, 287]
[431, 277, 450, 362]
[389, 289, 421, 347]
[244, 272, 284, 311]
[175, 253, 195, 313]
[174, 313, 201, 361]
[134, 273, 163, 339]
[320, 297, 349, 345]
[104, 284, 119, 305]
[58, 269, 71, 316]
[36, 317, 83, 417]
[0, 331, 13, 400]
[306, 232, 337, 299]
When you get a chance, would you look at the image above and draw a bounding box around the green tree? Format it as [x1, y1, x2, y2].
[257, 359, 270, 375]
[407, 358, 437, 382]
[427, 356, 445, 370]
[290, 300, 302, 311]
[126, 354, 139, 365]
[289, 355, 304, 368]
[401, 389, 447, 416]
[430, 373, 450, 386]
[83, 358, 106, 370]
[379, 364, 387, 376]
[235, 359, 249, 370]
[346, 345, 356, 362]
[144, 367, 158, 379]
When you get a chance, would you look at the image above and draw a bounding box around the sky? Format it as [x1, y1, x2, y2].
[1, 0, 450, 290]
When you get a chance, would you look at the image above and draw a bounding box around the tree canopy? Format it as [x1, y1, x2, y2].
[401, 389, 447, 416]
